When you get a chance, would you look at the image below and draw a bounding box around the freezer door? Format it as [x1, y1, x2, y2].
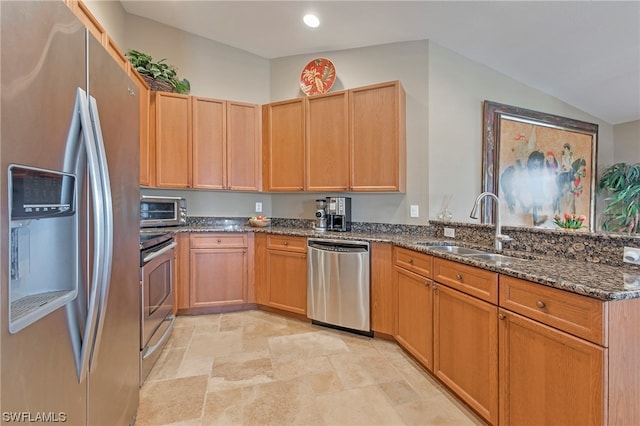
[86, 34, 140, 426]
[0, 2, 88, 424]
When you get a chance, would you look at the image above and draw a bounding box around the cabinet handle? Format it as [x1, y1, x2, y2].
[498, 313, 506, 320]
[536, 300, 546, 309]
[424, 281, 430, 288]
[217, 239, 222, 243]
[284, 241, 289, 246]
[456, 273, 463, 281]
[408, 258, 414, 264]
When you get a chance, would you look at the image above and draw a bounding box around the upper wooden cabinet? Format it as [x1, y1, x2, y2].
[227, 100, 261, 191]
[306, 91, 350, 191]
[262, 98, 305, 191]
[350, 81, 406, 192]
[150, 92, 192, 188]
[192, 97, 226, 189]
[262, 80, 406, 192]
[149, 95, 261, 190]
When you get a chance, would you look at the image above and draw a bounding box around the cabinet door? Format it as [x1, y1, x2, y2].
[499, 309, 604, 426]
[129, 70, 152, 186]
[154, 92, 191, 188]
[350, 81, 406, 192]
[175, 232, 190, 311]
[262, 99, 305, 191]
[433, 284, 498, 425]
[306, 91, 349, 191]
[265, 249, 307, 314]
[371, 243, 395, 335]
[192, 97, 226, 189]
[227, 101, 261, 191]
[189, 248, 247, 308]
[395, 267, 433, 371]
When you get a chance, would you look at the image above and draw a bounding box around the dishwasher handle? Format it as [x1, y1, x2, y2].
[308, 239, 369, 253]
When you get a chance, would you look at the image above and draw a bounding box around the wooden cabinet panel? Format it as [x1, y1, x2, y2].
[306, 91, 349, 191]
[153, 92, 191, 188]
[394, 247, 432, 278]
[262, 99, 305, 191]
[350, 81, 406, 192]
[188, 233, 248, 309]
[433, 284, 499, 425]
[266, 234, 307, 252]
[105, 35, 128, 72]
[128, 69, 152, 186]
[190, 248, 247, 308]
[175, 232, 190, 310]
[265, 249, 307, 315]
[500, 275, 605, 345]
[433, 258, 498, 304]
[371, 242, 395, 335]
[227, 101, 261, 191]
[66, 0, 106, 44]
[190, 233, 248, 249]
[499, 309, 604, 426]
[396, 267, 433, 370]
[254, 233, 267, 305]
[192, 97, 226, 189]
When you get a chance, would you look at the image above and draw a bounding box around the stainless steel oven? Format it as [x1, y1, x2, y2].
[139, 231, 176, 384]
[140, 196, 187, 227]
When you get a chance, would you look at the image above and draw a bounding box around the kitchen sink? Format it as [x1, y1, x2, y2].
[418, 244, 486, 255]
[465, 253, 516, 263]
[415, 242, 520, 264]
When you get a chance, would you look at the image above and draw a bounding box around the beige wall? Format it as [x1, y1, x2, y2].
[88, 4, 620, 226]
[613, 120, 640, 163]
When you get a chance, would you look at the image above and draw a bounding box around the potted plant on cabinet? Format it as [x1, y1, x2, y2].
[125, 49, 190, 94]
[598, 162, 640, 234]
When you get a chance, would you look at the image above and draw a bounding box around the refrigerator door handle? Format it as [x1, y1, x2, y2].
[87, 95, 114, 372]
[63, 88, 106, 383]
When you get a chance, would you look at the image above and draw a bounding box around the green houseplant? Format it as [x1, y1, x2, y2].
[598, 162, 640, 234]
[125, 49, 190, 94]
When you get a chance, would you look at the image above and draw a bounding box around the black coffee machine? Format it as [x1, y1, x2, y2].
[326, 197, 351, 231]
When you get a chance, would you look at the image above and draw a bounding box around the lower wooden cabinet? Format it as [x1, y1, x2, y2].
[433, 283, 499, 424]
[395, 267, 433, 370]
[370, 242, 395, 335]
[498, 309, 604, 425]
[188, 234, 248, 308]
[255, 234, 307, 315]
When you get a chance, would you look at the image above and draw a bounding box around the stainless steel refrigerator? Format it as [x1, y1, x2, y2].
[1, 2, 140, 424]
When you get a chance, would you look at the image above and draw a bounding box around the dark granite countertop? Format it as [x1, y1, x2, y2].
[171, 224, 640, 302]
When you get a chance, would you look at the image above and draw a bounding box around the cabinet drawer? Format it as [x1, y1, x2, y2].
[190, 233, 248, 248]
[499, 275, 605, 345]
[394, 247, 432, 278]
[433, 258, 498, 304]
[266, 235, 307, 253]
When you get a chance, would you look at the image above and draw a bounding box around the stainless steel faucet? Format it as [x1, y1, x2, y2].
[469, 192, 512, 251]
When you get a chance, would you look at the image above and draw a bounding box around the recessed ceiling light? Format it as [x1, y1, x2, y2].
[303, 14, 320, 28]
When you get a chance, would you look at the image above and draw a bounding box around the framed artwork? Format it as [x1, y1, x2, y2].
[482, 101, 598, 231]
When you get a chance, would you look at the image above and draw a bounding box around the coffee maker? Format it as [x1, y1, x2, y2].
[314, 199, 327, 231]
[326, 197, 351, 231]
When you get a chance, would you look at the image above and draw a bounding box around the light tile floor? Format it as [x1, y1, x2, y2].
[136, 310, 486, 426]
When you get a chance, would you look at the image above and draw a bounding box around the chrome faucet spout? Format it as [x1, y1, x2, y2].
[469, 192, 511, 250]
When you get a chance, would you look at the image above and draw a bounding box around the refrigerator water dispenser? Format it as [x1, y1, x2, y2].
[8, 165, 78, 333]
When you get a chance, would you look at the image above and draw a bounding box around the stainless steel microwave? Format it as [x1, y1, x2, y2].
[140, 196, 187, 227]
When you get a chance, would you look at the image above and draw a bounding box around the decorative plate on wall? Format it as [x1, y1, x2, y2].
[300, 58, 336, 96]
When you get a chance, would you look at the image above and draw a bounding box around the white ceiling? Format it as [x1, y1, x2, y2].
[120, 1, 640, 125]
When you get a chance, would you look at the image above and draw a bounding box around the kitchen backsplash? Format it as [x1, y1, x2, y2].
[430, 220, 640, 267]
[186, 216, 638, 267]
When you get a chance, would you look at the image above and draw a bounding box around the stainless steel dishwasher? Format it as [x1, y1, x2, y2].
[307, 238, 371, 335]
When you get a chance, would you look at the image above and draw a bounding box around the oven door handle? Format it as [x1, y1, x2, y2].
[142, 315, 176, 360]
[143, 242, 177, 263]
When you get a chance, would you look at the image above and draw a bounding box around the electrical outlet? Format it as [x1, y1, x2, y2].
[623, 247, 640, 265]
[444, 227, 456, 238]
[255, 202, 262, 213]
[410, 205, 419, 218]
